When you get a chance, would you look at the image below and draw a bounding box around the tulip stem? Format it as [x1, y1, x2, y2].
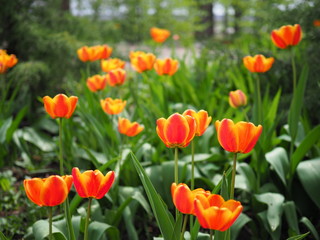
[230, 153, 238, 199]
[84, 197, 92, 240]
[291, 48, 297, 93]
[58, 118, 64, 175]
[254, 75, 262, 125]
[210, 230, 213, 240]
[174, 147, 179, 184]
[48, 207, 53, 240]
[191, 140, 195, 190]
[180, 214, 188, 240]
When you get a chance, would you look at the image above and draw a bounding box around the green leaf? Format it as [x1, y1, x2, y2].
[33, 220, 67, 240]
[286, 232, 310, 240]
[0, 232, 8, 240]
[296, 158, 320, 209]
[300, 217, 320, 240]
[255, 193, 284, 231]
[265, 147, 289, 186]
[291, 125, 320, 174]
[265, 88, 281, 126]
[6, 105, 28, 142]
[88, 221, 120, 240]
[230, 213, 251, 240]
[0, 118, 12, 143]
[130, 152, 177, 240]
[258, 211, 281, 240]
[237, 162, 256, 192]
[283, 201, 300, 235]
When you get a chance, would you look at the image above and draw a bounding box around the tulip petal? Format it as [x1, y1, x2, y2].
[43, 96, 56, 119]
[24, 178, 44, 206]
[66, 96, 78, 119]
[219, 204, 243, 231]
[41, 176, 68, 206]
[165, 114, 189, 147]
[53, 94, 69, 118]
[194, 197, 210, 229]
[216, 119, 238, 153]
[72, 167, 89, 198]
[96, 171, 115, 199]
[156, 118, 169, 146]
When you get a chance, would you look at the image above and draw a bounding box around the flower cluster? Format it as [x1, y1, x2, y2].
[77, 44, 113, 62]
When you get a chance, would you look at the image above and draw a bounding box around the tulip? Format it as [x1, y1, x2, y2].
[154, 58, 179, 76]
[156, 113, 196, 148]
[101, 58, 125, 72]
[182, 109, 212, 136]
[271, 24, 302, 49]
[106, 68, 126, 87]
[72, 167, 115, 199]
[86, 74, 107, 92]
[100, 97, 126, 115]
[215, 119, 262, 154]
[24, 175, 73, 207]
[171, 183, 210, 215]
[150, 27, 171, 43]
[314, 20, 320, 27]
[77, 45, 112, 62]
[118, 117, 144, 137]
[229, 90, 247, 108]
[0, 50, 18, 74]
[43, 94, 78, 119]
[194, 194, 243, 231]
[243, 54, 274, 73]
[130, 51, 156, 73]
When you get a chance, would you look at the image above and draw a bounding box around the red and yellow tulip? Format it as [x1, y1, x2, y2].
[77, 45, 113, 62]
[24, 175, 73, 207]
[106, 68, 126, 87]
[194, 194, 243, 231]
[118, 117, 144, 137]
[215, 119, 262, 154]
[43, 94, 78, 119]
[101, 58, 125, 72]
[243, 54, 274, 73]
[154, 58, 179, 76]
[171, 183, 210, 215]
[150, 27, 171, 43]
[0, 49, 18, 74]
[271, 24, 302, 49]
[100, 97, 126, 115]
[229, 90, 247, 108]
[130, 51, 156, 73]
[72, 167, 115, 199]
[182, 109, 212, 136]
[156, 113, 196, 148]
[86, 74, 107, 92]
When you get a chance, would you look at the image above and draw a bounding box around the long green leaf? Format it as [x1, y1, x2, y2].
[0, 232, 8, 240]
[265, 147, 289, 186]
[88, 221, 120, 240]
[0, 118, 12, 143]
[130, 152, 177, 240]
[230, 213, 251, 240]
[300, 217, 320, 240]
[286, 232, 309, 240]
[283, 201, 300, 235]
[33, 220, 67, 240]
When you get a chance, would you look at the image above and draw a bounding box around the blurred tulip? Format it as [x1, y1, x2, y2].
[243, 54, 274, 73]
[156, 113, 196, 148]
[150, 27, 171, 43]
[77, 45, 112, 62]
[173, 34, 180, 41]
[43, 94, 78, 119]
[171, 183, 210, 215]
[100, 97, 126, 115]
[101, 58, 125, 72]
[130, 51, 156, 73]
[271, 24, 302, 49]
[86, 74, 107, 92]
[194, 194, 243, 231]
[0, 50, 18, 74]
[118, 117, 144, 137]
[106, 68, 126, 87]
[72, 167, 115, 199]
[229, 90, 247, 108]
[154, 58, 179, 76]
[215, 119, 262, 154]
[24, 175, 73, 207]
[182, 109, 212, 136]
[314, 20, 320, 27]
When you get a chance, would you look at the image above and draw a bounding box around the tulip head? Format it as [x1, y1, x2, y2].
[77, 45, 113, 62]
[229, 90, 247, 108]
[106, 68, 126, 87]
[72, 167, 115, 199]
[24, 175, 73, 207]
[243, 54, 274, 73]
[156, 113, 196, 148]
[150, 27, 171, 43]
[100, 97, 126, 115]
[101, 58, 125, 72]
[118, 117, 144, 137]
[86, 74, 107, 92]
[43, 94, 78, 119]
[194, 194, 243, 231]
[171, 183, 210, 215]
[0, 50, 18, 74]
[314, 20, 320, 27]
[182, 109, 212, 136]
[154, 58, 179, 76]
[130, 51, 156, 73]
[215, 119, 262, 154]
[271, 24, 302, 49]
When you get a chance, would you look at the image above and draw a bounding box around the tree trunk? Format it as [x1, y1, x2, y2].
[196, 2, 214, 39]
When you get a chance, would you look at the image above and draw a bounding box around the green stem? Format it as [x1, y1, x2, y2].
[84, 197, 92, 240]
[191, 140, 195, 190]
[180, 214, 188, 240]
[58, 118, 64, 175]
[210, 230, 213, 240]
[230, 153, 238, 199]
[48, 207, 53, 240]
[241, 107, 250, 122]
[291, 48, 297, 93]
[174, 147, 179, 184]
[254, 74, 262, 125]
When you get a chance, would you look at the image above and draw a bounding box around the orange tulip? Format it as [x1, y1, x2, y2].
[86, 74, 107, 92]
[215, 119, 262, 154]
[229, 90, 247, 108]
[194, 194, 243, 231]
[150, 27, 171, 43]
[106, 68, 126, 87]
[271, 24, 302, 49]
[154, 58, 179, 76]
[101, 58, 125, 72]
[100, 97, 126, 115]
[182, 109, 212, 136]
[43, 94, 78, 119]
[171, 183, 210, 215]
[118, 117, 144, 137]
[0, 50, 18, 74]
[314, 20, 320, 27]
[243, 54, 274, 73]
[77, 45, 112, 62]
[72, 167, 115, 199]
[24, 175, 73, 207]
[130, 51, 156, 73]
[156, 113, 196, 148]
